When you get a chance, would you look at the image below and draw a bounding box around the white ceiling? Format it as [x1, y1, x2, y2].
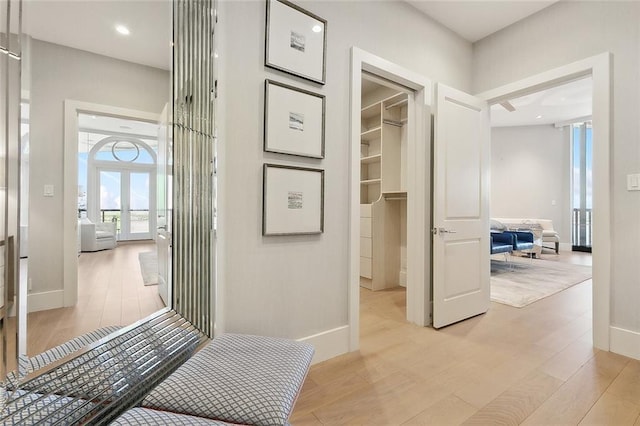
[23, 0, 172, 70]
[490, 77, 593, 127]
[407, 1, 559, 42]
[25, 0, 586, 127]
[22, 1, 558, 71]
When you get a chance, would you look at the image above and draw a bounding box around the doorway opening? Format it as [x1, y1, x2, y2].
[78, 114, 158, 242]
[358, 73, 411, 318]
[360, 72, 413, 332]
[488, 76, 593, 308]
[478, 53, 611, 351]
[349, 48, 432, 351]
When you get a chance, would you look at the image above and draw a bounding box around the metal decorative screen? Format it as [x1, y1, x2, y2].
[0, 0, 24, 389]
[172, 0, 216, 337]
[0, 310, 207, 425]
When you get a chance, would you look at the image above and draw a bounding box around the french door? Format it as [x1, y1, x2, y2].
[98, 168, 156, 241]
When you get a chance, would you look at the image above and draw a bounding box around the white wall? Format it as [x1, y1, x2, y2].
[491, 125, 570, 244]
[28, 39, 169, 300]
[473, 1, 640, 332]
[217, 1, 472, 344]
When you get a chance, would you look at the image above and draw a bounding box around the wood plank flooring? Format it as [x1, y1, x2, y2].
[292, 252, 640, 425]
[27, 241, 165, 356]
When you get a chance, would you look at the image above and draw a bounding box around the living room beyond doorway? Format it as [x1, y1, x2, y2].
[489, 77, 593, 308]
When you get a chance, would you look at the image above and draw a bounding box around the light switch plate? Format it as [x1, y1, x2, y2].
[627, 174, 640, 191]
[44, 184, 54, 197]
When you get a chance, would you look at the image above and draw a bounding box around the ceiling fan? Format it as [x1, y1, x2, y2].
[499, 100, 516, 112]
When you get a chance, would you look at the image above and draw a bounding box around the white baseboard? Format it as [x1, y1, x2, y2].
[27, 290, 65, 313]
[610, 326, 640, 361]
[399, 270, 407, 287]
[298, 325, 350, 365]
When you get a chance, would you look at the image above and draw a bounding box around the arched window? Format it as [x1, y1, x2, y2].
[89, 136, 157, 165]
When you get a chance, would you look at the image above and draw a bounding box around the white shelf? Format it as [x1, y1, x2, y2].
[382, 191, 407, 200]
[361, 102, 381, 120]
[361, 154, 381, 164]
[361, 126, 381, 142]
[361, 178, 381, 185]
[383, 93, 408, 110]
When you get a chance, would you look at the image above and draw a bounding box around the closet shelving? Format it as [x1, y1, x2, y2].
[359, 90, 408, 290]
[360, 178, 382, 185]
[361, 154, 382, 164]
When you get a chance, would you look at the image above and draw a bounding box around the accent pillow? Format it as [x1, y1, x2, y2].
[490, 219, 506, 231]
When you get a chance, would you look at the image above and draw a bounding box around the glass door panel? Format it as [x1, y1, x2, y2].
[99, 170, 122, 235]
[99, 169, 153, 241]
[130, 172, 151, 237]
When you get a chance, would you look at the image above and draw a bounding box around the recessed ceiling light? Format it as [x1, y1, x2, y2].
[115, 24, 130, 36]
[536, 115, 543, 119]
[312, 25, 322, 33]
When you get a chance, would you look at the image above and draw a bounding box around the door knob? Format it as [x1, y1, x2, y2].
[437, 227, 457, 234]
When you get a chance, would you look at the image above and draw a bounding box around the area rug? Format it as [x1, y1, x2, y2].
[138, 251, 159, 286]
[490, 257, 591, 308]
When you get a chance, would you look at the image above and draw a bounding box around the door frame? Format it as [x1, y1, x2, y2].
[349, 48, 432, 350]
[475, 52, 611, 350]
[63, 100, 159, 307]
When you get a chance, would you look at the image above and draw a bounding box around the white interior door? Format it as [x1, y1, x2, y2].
[433, 83, 490, 329]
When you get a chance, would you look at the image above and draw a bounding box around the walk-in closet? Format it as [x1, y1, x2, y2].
[360, 74, 409, 291]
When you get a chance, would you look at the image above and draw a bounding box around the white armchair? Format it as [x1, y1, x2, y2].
[80, 219, 117, 252]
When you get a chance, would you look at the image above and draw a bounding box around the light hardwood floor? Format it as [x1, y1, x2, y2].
[27, 241, 165, 357]
[291, 252, 640, 425]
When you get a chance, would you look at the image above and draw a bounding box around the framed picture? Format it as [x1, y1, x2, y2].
[265, 0, 327, 85]
[264, 79, 325, 158]
[263, 163, 324, 235]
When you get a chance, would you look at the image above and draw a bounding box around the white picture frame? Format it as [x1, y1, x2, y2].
[264, 79, 325, 158]
[263, 163, 324, 235]
[265, 0, 327, 85]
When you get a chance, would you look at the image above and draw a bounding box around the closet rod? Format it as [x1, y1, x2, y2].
[383, 119, 403, 127]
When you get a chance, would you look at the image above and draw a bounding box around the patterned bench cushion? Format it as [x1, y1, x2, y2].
[142, 333, 314, 426]
[1, 390, 96, 424]
[5, 326, 123, 389]
[29, 325, 122, 371]
[112, 407, 229, 425]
